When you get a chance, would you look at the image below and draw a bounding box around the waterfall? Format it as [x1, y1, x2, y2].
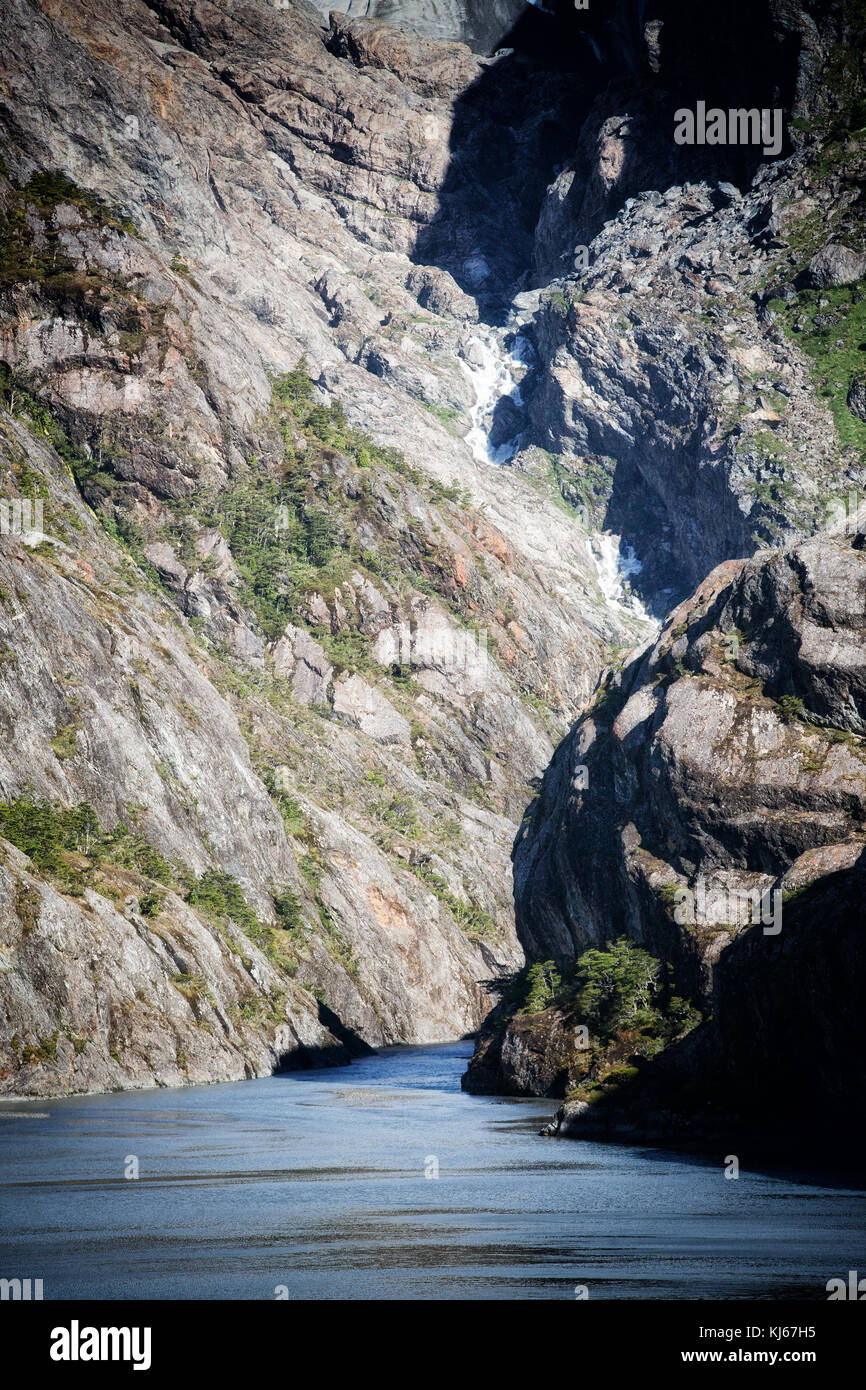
[590, 532, 655, 623]
[457, 321, 655, 623]
[458, 326, 531, 466]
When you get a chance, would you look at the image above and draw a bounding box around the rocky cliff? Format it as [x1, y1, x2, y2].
[0, 0, 654, 1094]
[1, 0, 864, 1104]
[466, 522, 866, 1152]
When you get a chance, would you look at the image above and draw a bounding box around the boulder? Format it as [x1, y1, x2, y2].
[331, 672, 411, 743]
[272, 625, 334, 706]
[808, 243, 866, 288]
[406, 265, 479, 321]
[847, 372, 866, 421]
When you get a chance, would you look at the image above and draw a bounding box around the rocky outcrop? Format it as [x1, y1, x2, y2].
[470, 522, 866, 1146]
[808, 242, 866, 289]
[522, 141, 866, 608]
[543, 849, 866, 1158]
[513, 525, 866, 983]
[462, 1000, 575, 1097]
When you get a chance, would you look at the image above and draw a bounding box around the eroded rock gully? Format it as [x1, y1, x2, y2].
[0, 0, 864, 1111]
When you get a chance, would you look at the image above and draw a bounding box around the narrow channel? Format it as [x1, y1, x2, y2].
[2, 1043, 862, 1300]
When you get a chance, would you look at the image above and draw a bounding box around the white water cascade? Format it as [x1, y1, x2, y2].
[459, 325, 530, 466]
[457, 318, 657, 626]
[591, 531, 655, 624]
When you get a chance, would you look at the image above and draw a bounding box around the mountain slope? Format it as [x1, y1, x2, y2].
[0, 0, 653, 1093]
[466, 523, 866, 1154]
[1, 0, 864, 1103]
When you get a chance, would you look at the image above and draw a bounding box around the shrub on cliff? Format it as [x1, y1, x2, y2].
[523, 960, 562, 1013]
[573, 939, 660, 1036]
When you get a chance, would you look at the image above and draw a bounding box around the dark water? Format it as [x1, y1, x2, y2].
[1, 1042, 863, 1300]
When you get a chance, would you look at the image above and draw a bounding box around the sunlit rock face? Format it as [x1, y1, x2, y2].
[0, 0, 651, 1095]
[307, 0, 529, 54]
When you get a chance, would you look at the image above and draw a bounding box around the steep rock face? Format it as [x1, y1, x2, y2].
[0, 842, 350, 1097]
[1, 0, 863, 1099]
[531, 0, 866, 275]
[467, 523, 866, 1138]
[514, 527, 866, 985]
[523, 138, 866, 612]
[0, 0, 659, 1093]
[0, 408, 506, 1086]
[515, 0, 866, 611]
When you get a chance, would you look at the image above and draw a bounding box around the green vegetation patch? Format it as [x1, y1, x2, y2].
[772, 283, 866, 457]
[155, 358, 441, 642]
[0, 794, 312, 978]
[0, 170, 137, 287]
[0, 795, 174, 883]
[410, 856, 496, 942]
[488, 937, 702, 1097]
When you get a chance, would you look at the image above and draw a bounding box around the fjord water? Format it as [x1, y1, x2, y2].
[1, 1041, 862, 1301]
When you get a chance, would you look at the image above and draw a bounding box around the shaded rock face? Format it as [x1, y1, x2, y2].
[849, 374, 866, 422]
[480, 527, 866, 1142]
[505, 0, 866, 614]
[548, 854, 866, 1157]
[515, 530, 866, 983]
[461, 1000, 574, 1097]
[711, 853, 866, 1132]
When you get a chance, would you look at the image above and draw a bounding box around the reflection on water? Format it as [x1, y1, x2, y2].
[0, 1042, 863, 1301]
